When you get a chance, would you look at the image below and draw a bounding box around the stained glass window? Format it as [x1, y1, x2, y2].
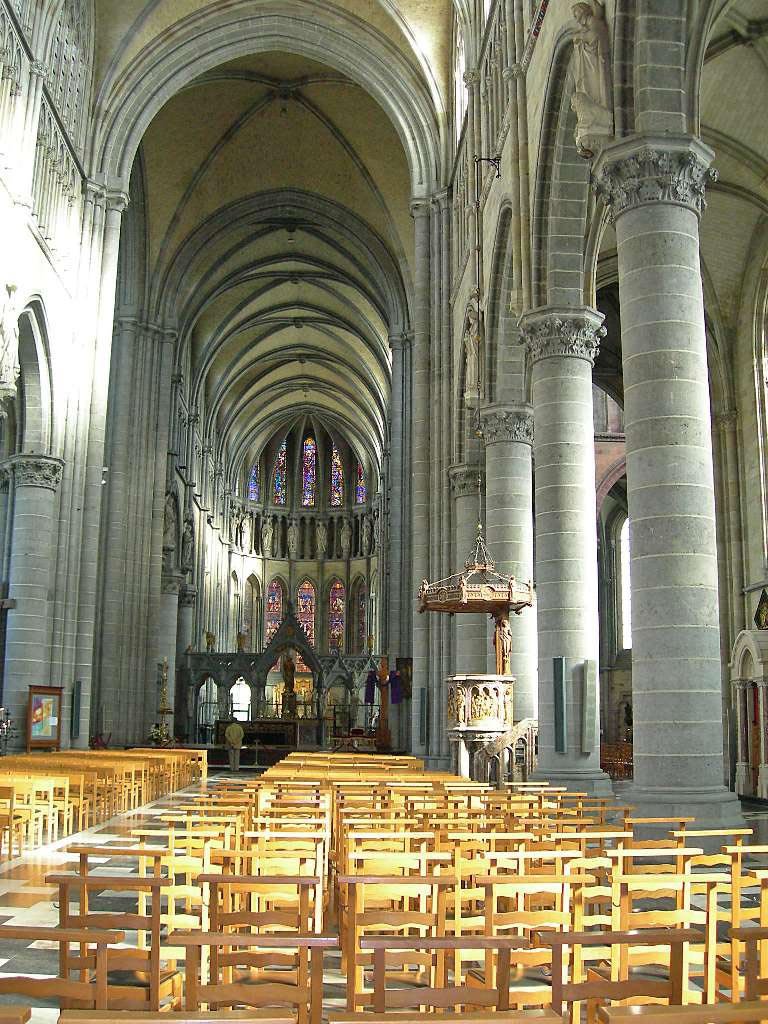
[330, 445, 344, 507]
[296, 579, 316, 672]
[247, 462, 260, 502]
[301, 437, 317, 507]
[356, 583, 367, 653]
[329, 580, 345, 652]
[265, 578, 284, 646]
[355, 463, 367, 504]
[273, 440, 287, 505]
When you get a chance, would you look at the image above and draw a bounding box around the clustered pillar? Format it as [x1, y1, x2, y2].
[594, 136, 742, 826]
[520, 308, 611, 794]
[3, 454, 64, 739]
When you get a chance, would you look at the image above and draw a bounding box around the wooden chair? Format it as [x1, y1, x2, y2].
[329, 1013, 566, 1024]
[0, 924, 124, 1009]
[0, 1010, 29, 1024]
[339, 873, 454, 1010]
[47, 872, 182, 1012]
[362, 934, 536, 1012]
[535, 927, 704, 1023]
[170, 931, 337, 1024]
[58, 1013, 295, 1024]
[597, 1005, 768, 1022]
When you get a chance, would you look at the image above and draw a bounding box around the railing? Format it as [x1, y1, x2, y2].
[0, 3, 25, 152]
[31, 94, 82, 268]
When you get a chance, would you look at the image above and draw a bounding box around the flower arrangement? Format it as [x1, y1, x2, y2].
[148, 722, 172, 745]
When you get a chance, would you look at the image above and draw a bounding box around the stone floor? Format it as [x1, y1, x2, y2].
[0, 771, 350, 1022]
[0, 777, 764, 1022]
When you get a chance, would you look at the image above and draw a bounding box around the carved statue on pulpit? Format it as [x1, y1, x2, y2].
[492, 614, 513, 675]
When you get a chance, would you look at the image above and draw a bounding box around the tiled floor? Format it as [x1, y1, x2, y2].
[0, 779, 765, 1022]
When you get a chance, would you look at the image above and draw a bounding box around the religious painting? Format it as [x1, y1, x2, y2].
[301, 436, 317, 507]
[329, 579, 345, 652]
[26, 685, 63, 751]
[330, 445, 344, 507]
[756, 588, 768, 630]
[396, 657, 413, 700]
[355, 462, 367, 504]
[272, 439, 287, 505]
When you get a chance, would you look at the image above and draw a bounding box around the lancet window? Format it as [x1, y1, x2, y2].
[265, 578, 284, 645]
[301, 437, 317, 506]
[272, 440, 287, 505]
[330, 445, 344, 507]
[328, 580, 345, 652]
[355, 463, 367, 504]
[247, 462, 260, 502]
[355, 581, 367, 653]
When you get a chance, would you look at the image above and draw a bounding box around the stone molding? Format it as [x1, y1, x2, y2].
[481, 404, 533, 446]
[449, 463, 484, 498]
[593, 135, 717, 223]
[9, 454, 64, 491]
[520, 307, 605, 366]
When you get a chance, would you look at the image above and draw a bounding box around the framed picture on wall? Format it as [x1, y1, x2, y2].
[26, 685, 63, 752]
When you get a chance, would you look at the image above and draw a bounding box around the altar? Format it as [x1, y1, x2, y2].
[213, 716, 321, 749]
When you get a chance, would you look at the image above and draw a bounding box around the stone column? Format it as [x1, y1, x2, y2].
[594, 136, 742, 825]
[410, 199, 431, 756]
[481, 403, 537, 720]
[520, 308, 611, 795]
[2, 454, 63, 742]
[734, 680, 750, 796]
[388, 332, 408, 663]
[757, 681, 768, 800]
[449, 463, 488, 675]
[175, 587, 196, 741]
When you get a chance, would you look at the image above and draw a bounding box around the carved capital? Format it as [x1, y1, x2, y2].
[10, 454, 64, 491]
[161, 574, 183, 596]
[179, 587, 197, 608]
[481, 404, 533, 446]
[449, 463, 484, 498]
[714, 409, 738, 433]
[29, 62, 47, 78]
[520, 306, 605, 365]
[463, 68, 481, 87]
[593, 135, 716, 223]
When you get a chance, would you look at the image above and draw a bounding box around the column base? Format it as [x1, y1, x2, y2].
[425, 754, 451, 772]
[617, 783, 745, 836]
[735, 762, 752, 797]
[531, 766, 614, 798]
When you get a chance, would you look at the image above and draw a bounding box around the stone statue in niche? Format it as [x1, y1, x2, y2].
[181, 515, 194, 571]
[163, 493, 177, 552]
[316, 519, 328, 558]
[570, 1, 613, 158]
[287, 519, 299, 559]
[362, 515, 373, 556]
[0, 283, 20, 403]
[261, 517, 274, 558]
[233, 508, 246, 549]
[462, 300, 481, 406]
[340, 518, 352, 558]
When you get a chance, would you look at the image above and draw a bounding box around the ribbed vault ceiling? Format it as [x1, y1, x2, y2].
[136, 51, 413, 484]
